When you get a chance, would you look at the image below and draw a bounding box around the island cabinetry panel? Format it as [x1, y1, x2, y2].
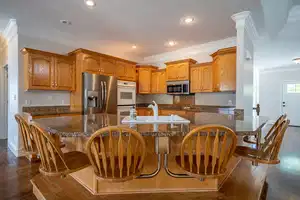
[151, 69, 166, 94]
[22, 48, 75, 91]
[211, 47, 236, 92]
[190, 62, 213, 93]
[137, 66, 158, 94]
[165, 59, 197, 81]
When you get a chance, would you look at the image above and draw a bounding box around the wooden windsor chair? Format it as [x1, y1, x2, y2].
[15, 114, 38, 160]
[243, 114, 287, 145]
[86, 126, 146, 182]
[30, 123, 90, 177]
[175, 125, 237, 179]
[235, 118, 290, 165]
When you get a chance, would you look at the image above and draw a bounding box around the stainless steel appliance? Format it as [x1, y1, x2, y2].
[117, 80, 136, 124]
[167, 80, 190, 95]
[82, 72, 117, 114]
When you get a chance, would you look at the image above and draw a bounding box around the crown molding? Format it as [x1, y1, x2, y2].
[2, 19, 18, 42]
[231, 11, 259, 41]
[259, 64, 300, 74]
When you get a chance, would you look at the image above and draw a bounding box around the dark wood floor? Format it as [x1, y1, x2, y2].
[1, 126, 300, 200]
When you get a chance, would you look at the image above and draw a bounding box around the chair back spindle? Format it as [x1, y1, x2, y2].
[86, 126, 146, 182]
[15, 114, 35, 153]
[177, 125, 237, 178]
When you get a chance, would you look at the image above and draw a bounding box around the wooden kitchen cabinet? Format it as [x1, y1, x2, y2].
[116, 61, 136, 81]
[151, 69, 166, 94]
[22, 48, 76, 91]
[55, 56, 75, 91]
[211, 47, 236, 92]
[165, 59, 197, 81]
[82, 54, 101, 73]
[100, 56, 116, 76]
[190, 62, 213, 93]
[137, 65, 158, 94]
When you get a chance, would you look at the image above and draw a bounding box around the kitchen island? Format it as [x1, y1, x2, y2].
[29, 112, 269, 198]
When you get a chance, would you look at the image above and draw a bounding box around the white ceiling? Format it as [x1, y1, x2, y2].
[0, 0, 262, 60]
[255, 5, 300, 69]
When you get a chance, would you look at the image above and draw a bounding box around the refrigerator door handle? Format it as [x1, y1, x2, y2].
[103, 81, 107, 109]
[100, 81, 104, 109]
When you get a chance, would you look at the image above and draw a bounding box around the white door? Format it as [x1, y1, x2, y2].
[282, 82, 300, 126]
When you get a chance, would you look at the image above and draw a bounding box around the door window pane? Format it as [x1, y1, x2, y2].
[287, 84, 300, 93]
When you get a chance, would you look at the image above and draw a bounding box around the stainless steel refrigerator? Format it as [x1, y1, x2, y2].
[82, 72, 117, 115]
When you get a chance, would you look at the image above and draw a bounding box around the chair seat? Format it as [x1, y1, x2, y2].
[234, 146, 260, 159]
[234, 146, 280, 164]
[175, 155, 226, 178]
[93, 156, 142, 182]
[39, 151, 90, 176]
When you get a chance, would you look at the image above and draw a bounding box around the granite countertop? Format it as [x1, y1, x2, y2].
[23, 106, 82, 116]
[23, 104, 235, 117]
[33, 113, 268, 138]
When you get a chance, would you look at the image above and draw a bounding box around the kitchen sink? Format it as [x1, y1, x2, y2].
[121, 115, 190, 124]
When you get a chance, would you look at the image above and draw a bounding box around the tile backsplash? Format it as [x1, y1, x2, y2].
[137, 92, 235, 106]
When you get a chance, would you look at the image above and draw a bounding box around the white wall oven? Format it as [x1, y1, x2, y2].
[117, 80, 136, 124]
[117, 80, 136, 106]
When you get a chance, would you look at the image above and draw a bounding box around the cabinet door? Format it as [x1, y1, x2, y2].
[116, 61, 127, 79]
[212, 57, 221, 92]
[100, 57, 116, 76]
[201, 66, 213, 92]
[83, 55, 101, 73]
[190, 67, 201, 93]
[151, 72, 158, 93]
[126, 64, 136, 81]
[138, 68, 152, 94]
[28, 53, 54, 90]
[166, 65, 178, 81]
[55, 57, 75, 91]
[177, 63, 189, 80]
[220, 53, 236, 91]
[158, 71, 166, 93]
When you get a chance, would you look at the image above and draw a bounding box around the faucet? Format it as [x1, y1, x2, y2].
[148, 101, 159, 120]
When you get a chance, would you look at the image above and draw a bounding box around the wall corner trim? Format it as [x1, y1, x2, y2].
[2, 19, 18, 42]
[8, 141, 26, 158]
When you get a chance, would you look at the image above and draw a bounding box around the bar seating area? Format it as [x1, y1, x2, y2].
[12, 112, 291, 199]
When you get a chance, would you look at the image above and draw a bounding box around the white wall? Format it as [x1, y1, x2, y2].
[259, 65, 300, 120]
[139, 37, 237, 105]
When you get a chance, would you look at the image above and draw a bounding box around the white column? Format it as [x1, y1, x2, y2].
[232, 11, 259, 116]
[3, 19, 23, 157]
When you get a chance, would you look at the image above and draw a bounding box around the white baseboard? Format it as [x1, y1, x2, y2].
[8, 141, 26, 157]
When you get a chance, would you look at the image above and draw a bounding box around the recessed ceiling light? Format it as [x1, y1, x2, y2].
[293, 58, 300, 64]
[132, 45, 137, 49]
[167, 40, 177, 47]
[85, 0, 96, 8]
[180, 16, 196, 25]
[60, 20, 72, 25]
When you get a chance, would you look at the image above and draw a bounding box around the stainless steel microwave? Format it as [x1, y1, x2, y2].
[167, 81, 190, 95]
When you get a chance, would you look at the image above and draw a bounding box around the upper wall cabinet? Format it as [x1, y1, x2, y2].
[82, 54, 101, 73]
[100, 56, 116, 76]
[116, 60, 136, 81]
[151, 69, 166, 94]
[190, 62, 213, 93]
[22, 48, 76, 91]
[137, 65, 158, 94]
[211, 47, 236, 92]
[165, 59, 197, 81]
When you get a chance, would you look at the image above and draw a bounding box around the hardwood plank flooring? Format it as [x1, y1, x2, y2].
[1, 126, 300, 200]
